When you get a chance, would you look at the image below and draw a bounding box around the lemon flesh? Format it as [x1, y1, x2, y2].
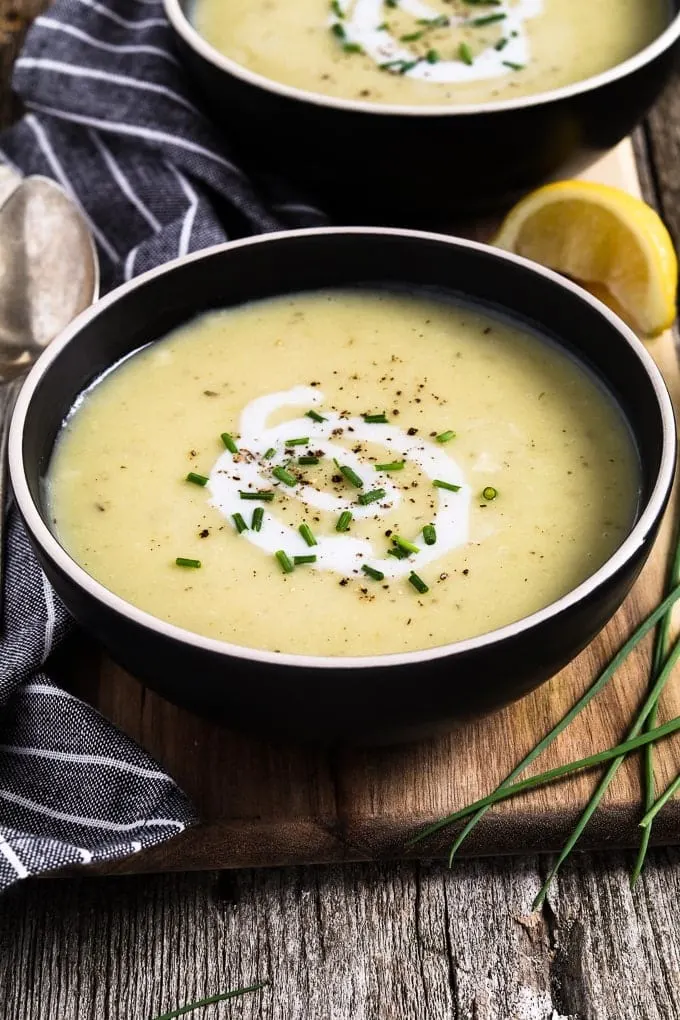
[493, 181, 678, 338]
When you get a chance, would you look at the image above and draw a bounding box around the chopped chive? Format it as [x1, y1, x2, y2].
[343, 42, 364, 53]
[336, 510, 353, 532]
[232, 513, 248, 533]
[423, 524, 436, 546]
[388, 546, 410, 560]
[482, 486, 498, 500]
[306, 409, 327, 423]
[331, 22, 346, 38]
[401, 29, 425, 41]
[275, 550, 295, 573]
[385, 0, 398, 7]
[436, 430, 456, 443]
[362, 565, 385, 582]
[393, 535, 420, 555]
[299, 523, 317, 547]
[503, 60, 525, 71]
[462, 0, 502, 5]
[377, 21, 389, 29]
[358, 488, 386, 506]
[416, 14, 449, 26]
[299, 456, 320, 465]
[330, 0, 344, 16]
[221, 432, 238, 454]
[286, 437, 309, 446]
[426, 49, 440, 63]
[294, 554, 317, 565]
[494, 36, 509, 50]
[379, 59, 420, 74]
[339, 464, 364, 488]
[175, 557, 201, 568]
[458, 42, 474, 65]
[469, 12, 506, 25]
[362, 412, 388, 423]
[375, 461, 405, 471]
[186, 472, 209, 487]
[263, 447, 276, 460]
[409, 572, 429, 594]
[239, 490, 275, 502]
[251, 507, 264, 531]
[433, 479, 461, 492]
[273, 466, 298, 487]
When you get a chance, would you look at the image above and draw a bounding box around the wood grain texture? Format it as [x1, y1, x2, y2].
[61, 137, 680, 876]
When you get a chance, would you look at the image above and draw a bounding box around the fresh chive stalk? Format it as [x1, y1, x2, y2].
[358, 488, 386, 506]
[150, 981, 268, 1020]
[375, 461, 405, 471]
[406, 582, 680, 884]
[275, 550, 295, 573]
[306, 409, 327, 423]
[330, 0, 344, 16]
[294, 554, 317, 565]
[263, 447, 276, 460]
[339, 464, 364, 488]
[423, 524, 436, 546]
[251, 507, 264, 532]
[503, 60, 525, 71]
[482, 486, 498, 500]
[388, 546, 410, 560]
[401, 29, 425, 41]
[393, 535, 420, 555]
[273, 466, 298, 487]
[362, 412, 389, 424]
[175, 557, 201, 568]
[336, 510, 353, 532]
[458, 42, 474, 65]
[362, 565, 385, 582]
[409, 572, 429, 594]
[331, 22, 346, 38]
[239, 490, 275, 502]
[299, 523, 317, 547]
[436, 430, 456, 443]
[299, 456, 320, 465]
[434, 479, 461, 493]
[468, 12, 506, 25]
[286, 437, 309, 446]
[232, 513, 248, 534]
[221, 432, 238, 454]
[426, 49, 440, 63]
[186, 472, 208, 487]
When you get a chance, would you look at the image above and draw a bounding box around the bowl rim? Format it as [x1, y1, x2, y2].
[164, 0, 680, 118]
[9, 226, 677, 671]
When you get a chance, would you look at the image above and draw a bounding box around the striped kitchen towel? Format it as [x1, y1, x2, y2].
[0, 0, 327, 890]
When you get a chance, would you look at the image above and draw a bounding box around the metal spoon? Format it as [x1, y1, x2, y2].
[0, 175, 99, 617]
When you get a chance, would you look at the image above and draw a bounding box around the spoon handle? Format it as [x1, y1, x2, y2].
[0, 376, 22, 627]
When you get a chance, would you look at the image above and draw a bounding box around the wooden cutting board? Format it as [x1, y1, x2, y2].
[67, 139, 680, 875]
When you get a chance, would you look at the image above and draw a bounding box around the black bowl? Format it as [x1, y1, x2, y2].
[9, 229, 676, 744]
[165, 0, 680, 221]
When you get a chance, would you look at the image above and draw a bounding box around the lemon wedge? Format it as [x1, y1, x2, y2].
[493, 180, 678, 338]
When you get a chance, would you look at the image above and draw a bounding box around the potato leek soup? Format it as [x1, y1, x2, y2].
[191, 0, 669, 107]
[46, 289, 639, 657]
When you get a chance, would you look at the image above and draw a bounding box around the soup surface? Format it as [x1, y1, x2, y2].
[191, 0, 669, 107]
[47, 289, 639, 657]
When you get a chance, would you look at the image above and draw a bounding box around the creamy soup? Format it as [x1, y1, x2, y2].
[46, 290, 639, 657]
[191, 0, 670, 107]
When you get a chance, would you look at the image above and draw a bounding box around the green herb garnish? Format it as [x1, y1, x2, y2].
[425, 49, 440, 63]
[468, 12, 506, 26]
[339, 464, 364, 488]
[434, 479, 461, 492]
[503, 60, 525, 71]
[273, 466, 298, 487]
[482, 486, 498, 500]
[294, 554, 317, 565]
[221, 432, 238, 454]
[306, 409, 327, 423]
[358, 488, 386, 505]
[436, 430, 456, 443]
[379, 59, 420, 74]
[385, 0, 398, 7]
[336, 510, 353, 532]
[175, 557, 201, 568]
[299, 523, 317, 547]
[393, 535, 420, 555]
[375, 461, 405, 471]
[423, 524, 436, 546]
[494, 36, 509, 50]
[251, 507, 264, 531]
[362, 412, 389, 423]
[239, 490, 275, 502]
[330, 0, 344, 17]
[362, 565, 385, 582]
[416, 14, 449, 27]
[388, 546, 410, 560]
[344, 42, 364, 53]
[401, 29, 425, 41]
[458, 42, 474, 65]
[331, 22, 346, 38]
[186, 472, 208, 487]
[275, 550, 295, 573]
[409, 572, 429, 594]
[232, 513, 248, 533]
[150, 981, 268, 1020]
[263, 447, 276, 460]
[299, 456, 320, 465]
[286, 437, 309, 446]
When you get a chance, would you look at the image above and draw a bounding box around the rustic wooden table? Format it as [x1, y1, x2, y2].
[3, 4, 680, 1019]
